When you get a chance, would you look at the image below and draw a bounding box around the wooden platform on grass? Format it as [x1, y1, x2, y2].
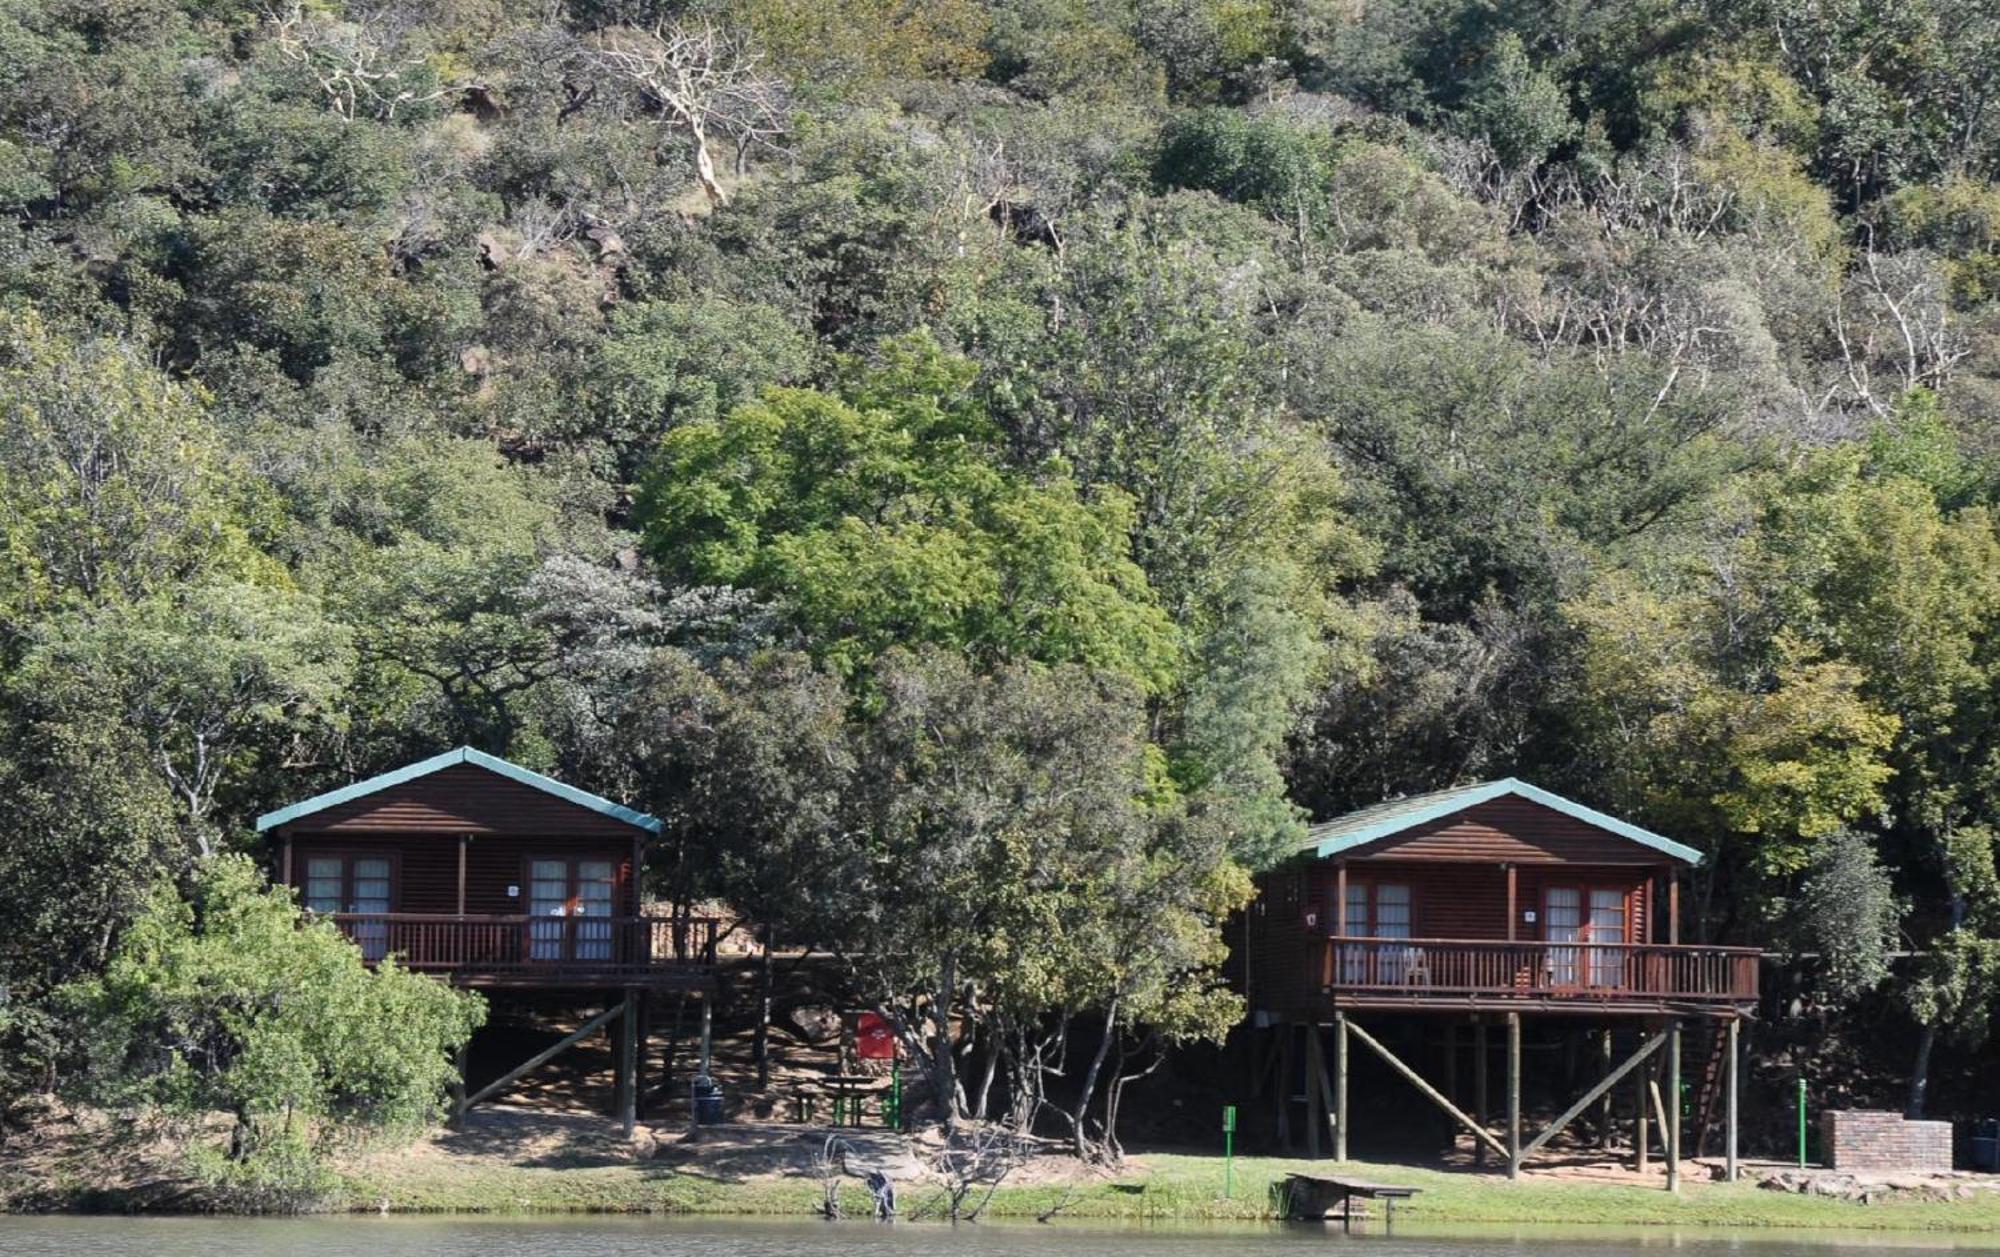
[1283, 1173, 1420, 1227]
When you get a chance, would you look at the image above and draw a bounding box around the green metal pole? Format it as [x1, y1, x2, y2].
[1797, 1077, 1807, 1168]
[1223, 1104, 1237, 1199]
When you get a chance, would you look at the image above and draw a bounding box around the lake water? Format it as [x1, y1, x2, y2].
[3, 1217, 1999, 1256]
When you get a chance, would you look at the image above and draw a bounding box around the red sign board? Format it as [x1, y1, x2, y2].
[854, 1012, 896, 1060]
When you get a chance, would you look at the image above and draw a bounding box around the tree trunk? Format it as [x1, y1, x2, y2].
[1906, 1022, 1938, 1119]
[933, 954, 960, 1133]
[1071, 999, 1120, 1161]
[753, 925, 772, 1090]
[1908, 890, 1967, 1119]
[690, 124, 727, 204]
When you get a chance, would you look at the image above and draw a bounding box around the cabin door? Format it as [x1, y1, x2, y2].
[1340, 881, 1413, 982]
[1545, 887, 1627, 987]
[527, 858, 617, 963]
[302, 854, 392, 961]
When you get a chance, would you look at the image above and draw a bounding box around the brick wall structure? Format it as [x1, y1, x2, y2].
[1820, 1109, 1954, 1172]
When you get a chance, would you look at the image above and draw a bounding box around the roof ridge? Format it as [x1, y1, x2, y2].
[1302, 778, 1700, 865]
[255, 748, 662, 835]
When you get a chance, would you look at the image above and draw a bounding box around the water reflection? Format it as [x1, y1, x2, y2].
[1, 1216, 1997, 1257]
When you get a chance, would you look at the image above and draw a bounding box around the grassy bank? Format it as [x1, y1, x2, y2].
[330, 1147, 2000, 1231]
[11, 1108, 2000, 1231]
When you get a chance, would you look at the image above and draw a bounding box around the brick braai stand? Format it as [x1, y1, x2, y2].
[1820, 1110, 1953, 1171]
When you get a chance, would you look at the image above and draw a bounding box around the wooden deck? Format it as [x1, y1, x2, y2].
[1314, 936, 1758, 1015]
[327, 912, 718, 989]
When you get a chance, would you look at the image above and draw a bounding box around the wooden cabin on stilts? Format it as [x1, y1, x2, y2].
[1236, 779, 1757, 1188]
[257, 748, 718, 1135]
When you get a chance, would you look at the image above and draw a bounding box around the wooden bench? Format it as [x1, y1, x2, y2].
[1281, 1174, 1420, 1230]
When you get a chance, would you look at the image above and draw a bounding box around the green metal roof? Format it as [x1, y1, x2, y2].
[1302, 778, 1701, 865]
[255, 747, 663, 835]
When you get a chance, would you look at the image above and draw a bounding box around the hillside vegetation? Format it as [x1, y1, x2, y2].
[4, 0, 2000, 1189]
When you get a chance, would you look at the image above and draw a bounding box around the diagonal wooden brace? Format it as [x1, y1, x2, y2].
[1345, 1018, 1508, 1161]
[1517, 1029, 1667, 1164]
[458, 999, 627, 1115]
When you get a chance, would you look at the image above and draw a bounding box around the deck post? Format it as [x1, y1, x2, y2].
[1668, 873, 1680, 946]
[1442, 1021, 1458, 1131]
[1305, 1024, 1324, 1159]
[1505, 1012, 1521, 1179]
[455, 834, 468, 916]
[1334, 1012, 1349, 1162]
[1725, 1018, 1740, 1182]
[281, 835, 293, 889]
[1505, 865, 1517, 941]
[1473, 1018, 1489, 1167]
[1635, 1042, 1651, 1174]
[1599, 1029, 1615, 1147]
[618, 990, 639, 1138]
[1666, 1020, 1682, 1193]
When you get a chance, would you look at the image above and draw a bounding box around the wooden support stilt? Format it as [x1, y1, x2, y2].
[698, 994, 714, 1077]
[1344, 1018, 1507, 1160]
[1505, 1012, 1521, 1180]
[1443, 1022, 1458, 1151]
[1473, 1018, 1489, 1168]
[1516, 1030, 1666, 1163]
[618, 990, 639, 1138]
[1334, 1012, 1349, 1162]
[1635, 1043, 1651, 1174]
[1725, 1018, 1740, 1183]
[1598, 1030, 1614, 1148]
[1666, 1021, 1682, 1194]
[1305, 1024, 1325, 1160]
[461, 1002, 625, 1114]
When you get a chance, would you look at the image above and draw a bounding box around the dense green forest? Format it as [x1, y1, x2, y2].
[4, 0, 2000, 1180]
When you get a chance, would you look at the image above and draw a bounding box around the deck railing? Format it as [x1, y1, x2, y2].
[326, 913, 719, 983]
[1318, 937, 1759, 1005]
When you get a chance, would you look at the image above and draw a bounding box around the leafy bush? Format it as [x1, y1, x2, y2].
[61, 855, 484, 1203]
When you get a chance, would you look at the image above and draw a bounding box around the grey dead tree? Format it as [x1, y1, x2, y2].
[263, 2, 451, 122]
[588, 20, 786, 205]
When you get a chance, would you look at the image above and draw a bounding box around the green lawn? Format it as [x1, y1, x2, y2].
[328, 1150, 2000, 1231]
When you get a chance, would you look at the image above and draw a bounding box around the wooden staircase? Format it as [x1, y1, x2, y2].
[1689, 1020, 1732, 1157]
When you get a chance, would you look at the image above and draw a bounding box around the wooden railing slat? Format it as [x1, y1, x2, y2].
[320, 912, 719, 981]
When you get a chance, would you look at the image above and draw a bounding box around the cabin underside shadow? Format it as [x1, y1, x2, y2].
[1238, 1008, 1745, 1192]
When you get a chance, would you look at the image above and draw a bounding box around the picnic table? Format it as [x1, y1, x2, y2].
[1281, 1174, 1420, 1230]
[790, 1074, 891, 1126]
